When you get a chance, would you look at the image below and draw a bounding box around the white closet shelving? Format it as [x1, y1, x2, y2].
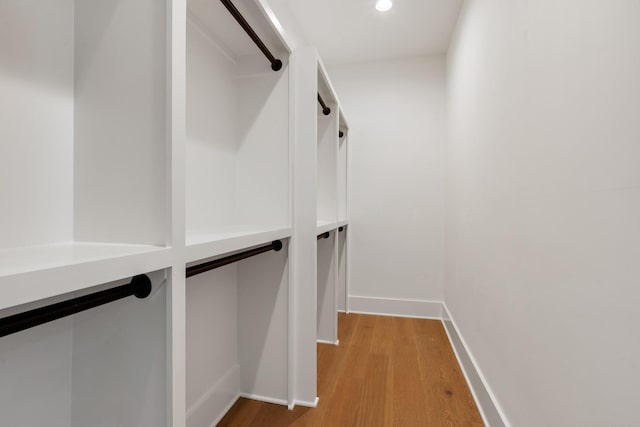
[0, 0, 170, 310]
[184, 0, 292, 424]
[1, 1, 351, 425]
[185, 0, 292, 261]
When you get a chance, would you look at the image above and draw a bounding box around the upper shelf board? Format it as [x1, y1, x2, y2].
[0, 242, 171, 311]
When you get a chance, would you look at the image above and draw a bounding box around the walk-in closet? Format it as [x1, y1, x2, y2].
[4, 0, 639, 426]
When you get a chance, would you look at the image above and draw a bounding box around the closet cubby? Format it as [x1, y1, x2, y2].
[184, 2, 293, 425]
[185, 0, 292, 261]
[0, 0, 170, 306]
[186, 240, 290, 426]
[0, 270, 168, 427]
[317, 230, 338, 344]
[316, 64, 339, 233]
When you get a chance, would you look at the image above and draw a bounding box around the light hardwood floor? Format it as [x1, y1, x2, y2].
[219, 313, 484, 426]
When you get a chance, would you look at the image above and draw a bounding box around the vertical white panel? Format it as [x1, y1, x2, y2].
[338, 139, 348, 221]
[237, 244, 289, 400]
[74, 0, 167, 245]
[317, 232, 337, 343]
[337, 229, 347, 312]
[289, 47, 318, 405]
[185, 266, 239, 426]
[71, 275, 167, 427]
[236, 66, 290, 228]
[185, 19, 238, 233]
[0, 317, 72, 427]
[316, 107, 339, 222]
[167, 0, 187, 423]
[0, 0, 74, 248]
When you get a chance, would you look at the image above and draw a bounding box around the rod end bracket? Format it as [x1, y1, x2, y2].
[271, 59, 283, 71]
[273, 240, 283, 251]
[132, 275, 152, 299]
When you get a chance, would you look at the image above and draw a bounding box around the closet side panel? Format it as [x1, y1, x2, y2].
[0, 316, 72, 427]
[237, 244, 289, 401]
[186, 267, 239, 427]
[235, 65, 290, 227]
[337, 229, 347, 312]
[70, 276, 167, 427]
[316, 110, 338, 222]
[185, 20, 238, 233]
[338, 140, 348, 221]
[317, 233, 337, 343]
[0, 0, 74, 248]
[73, 0, 168, 245]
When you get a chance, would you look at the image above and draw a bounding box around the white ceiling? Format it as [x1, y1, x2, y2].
[267, 0, 463, 64]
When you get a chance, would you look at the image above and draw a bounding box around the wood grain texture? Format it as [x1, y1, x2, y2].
[218, 313, 484, 426]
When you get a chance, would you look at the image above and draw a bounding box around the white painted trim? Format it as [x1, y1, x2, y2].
[291, 396, 319, 409]
[441, 304, 511, 427]
[187, 364, 240, 426]
[317, 339, 339, 346]
[348, 296, 443, 320]
[208, 394, 240, 427]
[238, 393, 288, 407]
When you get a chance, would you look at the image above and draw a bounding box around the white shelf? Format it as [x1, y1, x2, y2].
[0, 242, 171, 311]
[186, 226, 292, 264]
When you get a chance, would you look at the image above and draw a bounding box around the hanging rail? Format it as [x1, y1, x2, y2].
[186, 240, 283, 278]
[0, 275, 152, 338]
[317, 93, 331, 116]
[339, 226, 344, 232]
[339, 131, 344, 138]
[317, 232, 331, 240]
[220, 0, 283, 71]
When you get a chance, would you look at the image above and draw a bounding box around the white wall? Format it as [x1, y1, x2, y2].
[329, 57, 447, 307]
[446, 1, 640, 425]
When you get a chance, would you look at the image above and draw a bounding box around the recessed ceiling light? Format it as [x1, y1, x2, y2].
[375, 0, 393, 12]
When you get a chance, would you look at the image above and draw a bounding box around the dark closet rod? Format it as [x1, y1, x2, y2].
[220, 0, 283, 71]
[339, 226, 344, 232]
[186, 240, 283, 278]
[339, 131, 344, 138]
[0, 275, 152, 338]
[318, 93, 331, 116]
[317, 232, 331, 240]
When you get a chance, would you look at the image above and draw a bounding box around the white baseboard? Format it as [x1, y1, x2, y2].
[238, 392, 288, 406]
[291, 396, 319, 409]
[317, 339, 339, 346]
[348, 295, 443, 319]
[187, 364, 240, 427]
[441, 304, 510, 427]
